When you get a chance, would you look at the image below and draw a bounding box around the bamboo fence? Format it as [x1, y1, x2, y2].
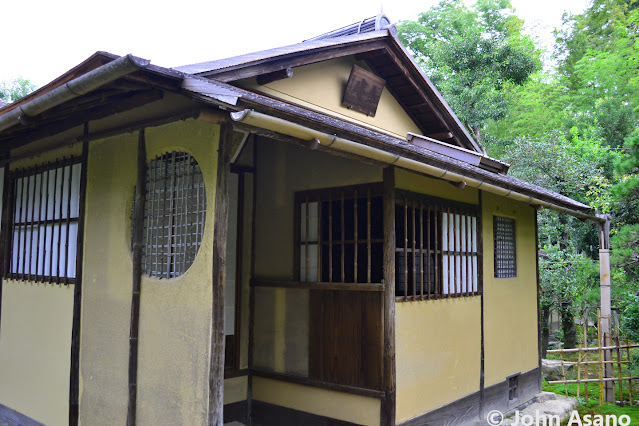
[546, 308, 638, 405]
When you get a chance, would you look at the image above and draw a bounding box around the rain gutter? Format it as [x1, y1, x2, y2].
[0, 54, 151, 133]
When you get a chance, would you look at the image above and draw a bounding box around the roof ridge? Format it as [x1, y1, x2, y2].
[304, 13, 397, 41]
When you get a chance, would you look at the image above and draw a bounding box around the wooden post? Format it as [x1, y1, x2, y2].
[127, 129, 146, 425]
[209, 123, 231, 426]
[597, 214, 615, 402]
[381, 166, 396, 426]
[69, 125, 90, 425]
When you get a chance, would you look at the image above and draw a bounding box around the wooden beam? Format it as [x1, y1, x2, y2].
[127, 129, 146, 425]
[426, 132, 453, 140]
[256, 67, 293, 85]
[202, 40, 387, 82]
[1, 90, 164, 148]
[381, 166, 396, 426]
[209, 124, 231, 425]
[69, 124, 89, 426]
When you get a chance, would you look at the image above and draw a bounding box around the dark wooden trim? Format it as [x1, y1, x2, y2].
[479, 190, 485, 420]
[210, 123, 231, 425]
[247, 136, 258, 426]
[228, 170, 245, 372]
[0, 165, 10, 348]
[399, 367, 541, 426]
[535, 210, 542, 391]
[0, 403, 45, 426]
[127, 129, 146, 425]
[251, 400, 361, 426]
[6, 110, 200, 166]
[3, 90, 164, 149]
[224, 368, 250, 379]
[381, 166, 396, 426]
[294, 183, 383, 204]
[253, 280, 384, 292]
[200, 40, 387, 82]
[69, 126, 89, 426]
[224, 400, 248, 424]
[253, 369, 384, 399]
[256, 67, 293, 86]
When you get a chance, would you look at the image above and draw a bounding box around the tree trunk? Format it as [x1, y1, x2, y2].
[541, 303, 551, 358]
[559, 302, 577, 349]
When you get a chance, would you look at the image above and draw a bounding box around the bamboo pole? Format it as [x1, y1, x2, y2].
[577, 340, 582, 399]
[547, 344, 639, 353]
[559, 341, 568, 396]
[614, 329, 623, 403]
[626, 337, 634, 405]
[548, 377, 639, 384]
[598, 309, 604, 405]
[584, 311, 589, 403]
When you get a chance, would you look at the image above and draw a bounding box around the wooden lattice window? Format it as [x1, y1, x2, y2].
[5, 158, 82, 284]
[296, 184, 384, 284]
[494, 216, 516, 278]
[141, 152, 206, 279]
[395, 191, 481, 300]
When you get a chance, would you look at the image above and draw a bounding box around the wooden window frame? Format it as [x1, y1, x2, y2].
[4, 157, 82, 284]
[494, 215, 517, 278]
[394, 189, 482, 301]
[294, 183, 384, 286]
[141, 151, 206, 279]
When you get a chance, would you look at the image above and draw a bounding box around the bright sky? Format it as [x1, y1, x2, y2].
[1, 0, 590, 88]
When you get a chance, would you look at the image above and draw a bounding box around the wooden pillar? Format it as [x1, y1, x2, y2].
[70, 125, 90, 425]
[597, 214, 614, 402]
[209, 123, 231, 425]
[381, 166, 396, 426]
[127, 129, 146, 425]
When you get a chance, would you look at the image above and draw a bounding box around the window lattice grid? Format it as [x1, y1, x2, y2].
[6, 158, 82, 284]
[494, 216, 516, 278]
[395, 194, 480, 300]
[297, 185, 384, 284]
[142, 152, 206, 279]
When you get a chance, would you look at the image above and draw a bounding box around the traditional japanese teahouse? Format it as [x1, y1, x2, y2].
[0, 14, 601, 426]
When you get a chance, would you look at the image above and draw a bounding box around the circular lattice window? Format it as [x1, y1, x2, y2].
[141, 151, 206, 278]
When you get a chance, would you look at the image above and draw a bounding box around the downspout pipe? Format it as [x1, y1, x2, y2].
[230, 109, 601, 221]
[0, 54, 151, 133]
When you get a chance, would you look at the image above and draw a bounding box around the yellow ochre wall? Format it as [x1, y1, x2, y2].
[80, 119, 219, 425]
[0, 281, 74, 426]
[0, 144, 82, 426]
[394, 169, 481, 423]
[482, 191, 538, 386]
[241, 57, 422, 139]
[253, 377, 381, 426]
[252, 137, 383, 423]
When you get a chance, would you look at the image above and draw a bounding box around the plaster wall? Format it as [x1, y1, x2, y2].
[481, 191, 539, 386]
[241, 57, 422, 139]
[253, 377, 381, 426]
[253, 137, 382, 376]
[0, 281, 74, 426]
[393, 169, 481, 423]
[79, 119, 219, 424]
[0, 144, 82, 425]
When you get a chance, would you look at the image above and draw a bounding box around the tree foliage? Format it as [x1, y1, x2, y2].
[398, 0, 541, 149]
[0, 77, 36, 103]
[402, 0, 639, 346]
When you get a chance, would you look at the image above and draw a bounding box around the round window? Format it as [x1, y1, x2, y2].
[141, 151, 206, 278]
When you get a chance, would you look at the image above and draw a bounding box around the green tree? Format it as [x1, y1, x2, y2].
[0, 77, 37, 103]
[398, 0, 541, 150]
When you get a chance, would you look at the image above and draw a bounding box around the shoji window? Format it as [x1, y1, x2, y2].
[142, 152, 206, 279]
[5, 158, 82, 284]
[395, 192, 481, 300]
[296, 185, 384, 284]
